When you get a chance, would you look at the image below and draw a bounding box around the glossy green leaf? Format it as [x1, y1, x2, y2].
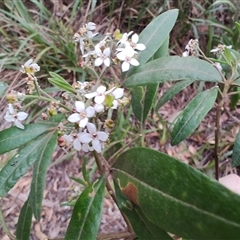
[113, 148, 240, 239]
[48, 71, 76, 94]
[153, 36, 169, 59]
[171, 87, 218, 145]
[127, 10, 178, 77]
[114, 180, 172, 240]
[65, 176, 106, 240]
[29, 130, 58, 221]
[232, 130, 240, 167]
[0, 131, 57, 197]
[131, 84, 158, 126]
[16, 198, 32, 240]
[156, 79, 194, 110]
[124, 56, 222, 87]
[0, 123, 57, 154]
[0, 81, 8, 97]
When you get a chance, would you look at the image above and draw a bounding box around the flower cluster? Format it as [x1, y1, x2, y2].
[61, 82, 126, 153]
[74, 22, 146, 72]
[182, 39, 199, 57]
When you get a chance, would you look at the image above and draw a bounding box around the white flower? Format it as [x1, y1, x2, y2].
[111, 88, 124, 109]
[4, 104, 28, 129]
[85, 85, 114, 104]
[63, 134, 82, 151]
[210, 44, 232, 53]
[116, 47, 139, 72]
[94, 47, 111, 67]
[86, 22, 96, 31]
[117, 31, 133, 47]
[68, 101, 95, 128]
[78, 123, 108, 153]
[77, 81, 88, 93]
[20, 59, 40, 75]
[127, 33, 146, 51]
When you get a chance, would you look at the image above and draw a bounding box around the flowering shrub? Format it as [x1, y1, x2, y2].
[1, 9, 240, 240]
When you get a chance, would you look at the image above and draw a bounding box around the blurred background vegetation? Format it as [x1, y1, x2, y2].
[0, 0, 240, 172]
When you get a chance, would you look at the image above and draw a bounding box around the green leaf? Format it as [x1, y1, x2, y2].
[156, 79, 194, 110]
[113, 148, 240, 239]
[114, 180, 172, 240]
[0, 131, 57, 197]
[16, 198, 32, 240]
[153, 36, 169, 59]
[131, 84, 158, 126]
[48, 72, 76, 94]
[171, 87, 218, 145]
[0, 123, 57, 154]
[29, 131, 57, 221]
[0, 81, 8, 97]
[124, 56, 222, 87]
[232, 130, 240, 167]
[65, 176, 106, 240]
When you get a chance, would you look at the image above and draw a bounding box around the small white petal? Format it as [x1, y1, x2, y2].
[104, 58, 110, 67]
[111, 100, 118, 109]
[8, 104, 15, 114]
[116, 51, 126, 61]
[87, 122, 97, 134]
[86, 22, 96, 31]
[73, 139, 81, 151]
[24, 59, 33, 66]
[78, 133, 92, 143]
[95, 58, 103, 66]
[130, 58, 139, 66]
[95, 95, 105, 104]
[94, 104, 104, 112]
[68, 113, 81, 123]
[75, 101, 85, 112]
[112, 88, 124, 99]
[97, 85, 106, 94]
[4, 114, 14, 122]
[121, 61, 130, 72]
[82, 143, 90, 152]
[85, 92, 97, 99]
[103, 48, 110, 57]
[131, 33, 139, 44]
[86, 106, 95, 117]
[63, 135, 73, 143]
[136, 43, 146, 51]
[92, 139, 101, 153]
[17, 112, 28, 121]
[79, 117, 88, 128]
[15, 120, 24, 129]
[97, 131, 108, 141]
[182, 51, 189, 57]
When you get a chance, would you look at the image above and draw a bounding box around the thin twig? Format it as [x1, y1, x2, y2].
[93, 152, 134, 235]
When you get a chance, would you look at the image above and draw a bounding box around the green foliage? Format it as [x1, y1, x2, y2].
[0, 82, 8, 97]
[232, 131, 240, 167]
[48, 72, 77, 94]
[65, 176, 106, 240]
[124, 56, 222, 87]
[16, 199, 32, 240]
[113, 148, 240, 239]
[171, 87, 218, 145]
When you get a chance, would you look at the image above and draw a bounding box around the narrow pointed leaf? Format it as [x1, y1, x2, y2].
[124, 56, 222, 87]
[127, 10, 178, 77]
[0, 123, 57, 154]
[48, 71, 76, 94]
[0, 131, 57, 197]
[232, 131, 240, 167]
[65, 176, 106, 240]
[114, 180, 172, 239]
[131, 84, 158, 126]
[171, 87, 218, 145]
[16, 198, 32, 240]
[156, 79, 194, 110]
[113, 148, 240, 239]
[29, 130, 58, 221]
